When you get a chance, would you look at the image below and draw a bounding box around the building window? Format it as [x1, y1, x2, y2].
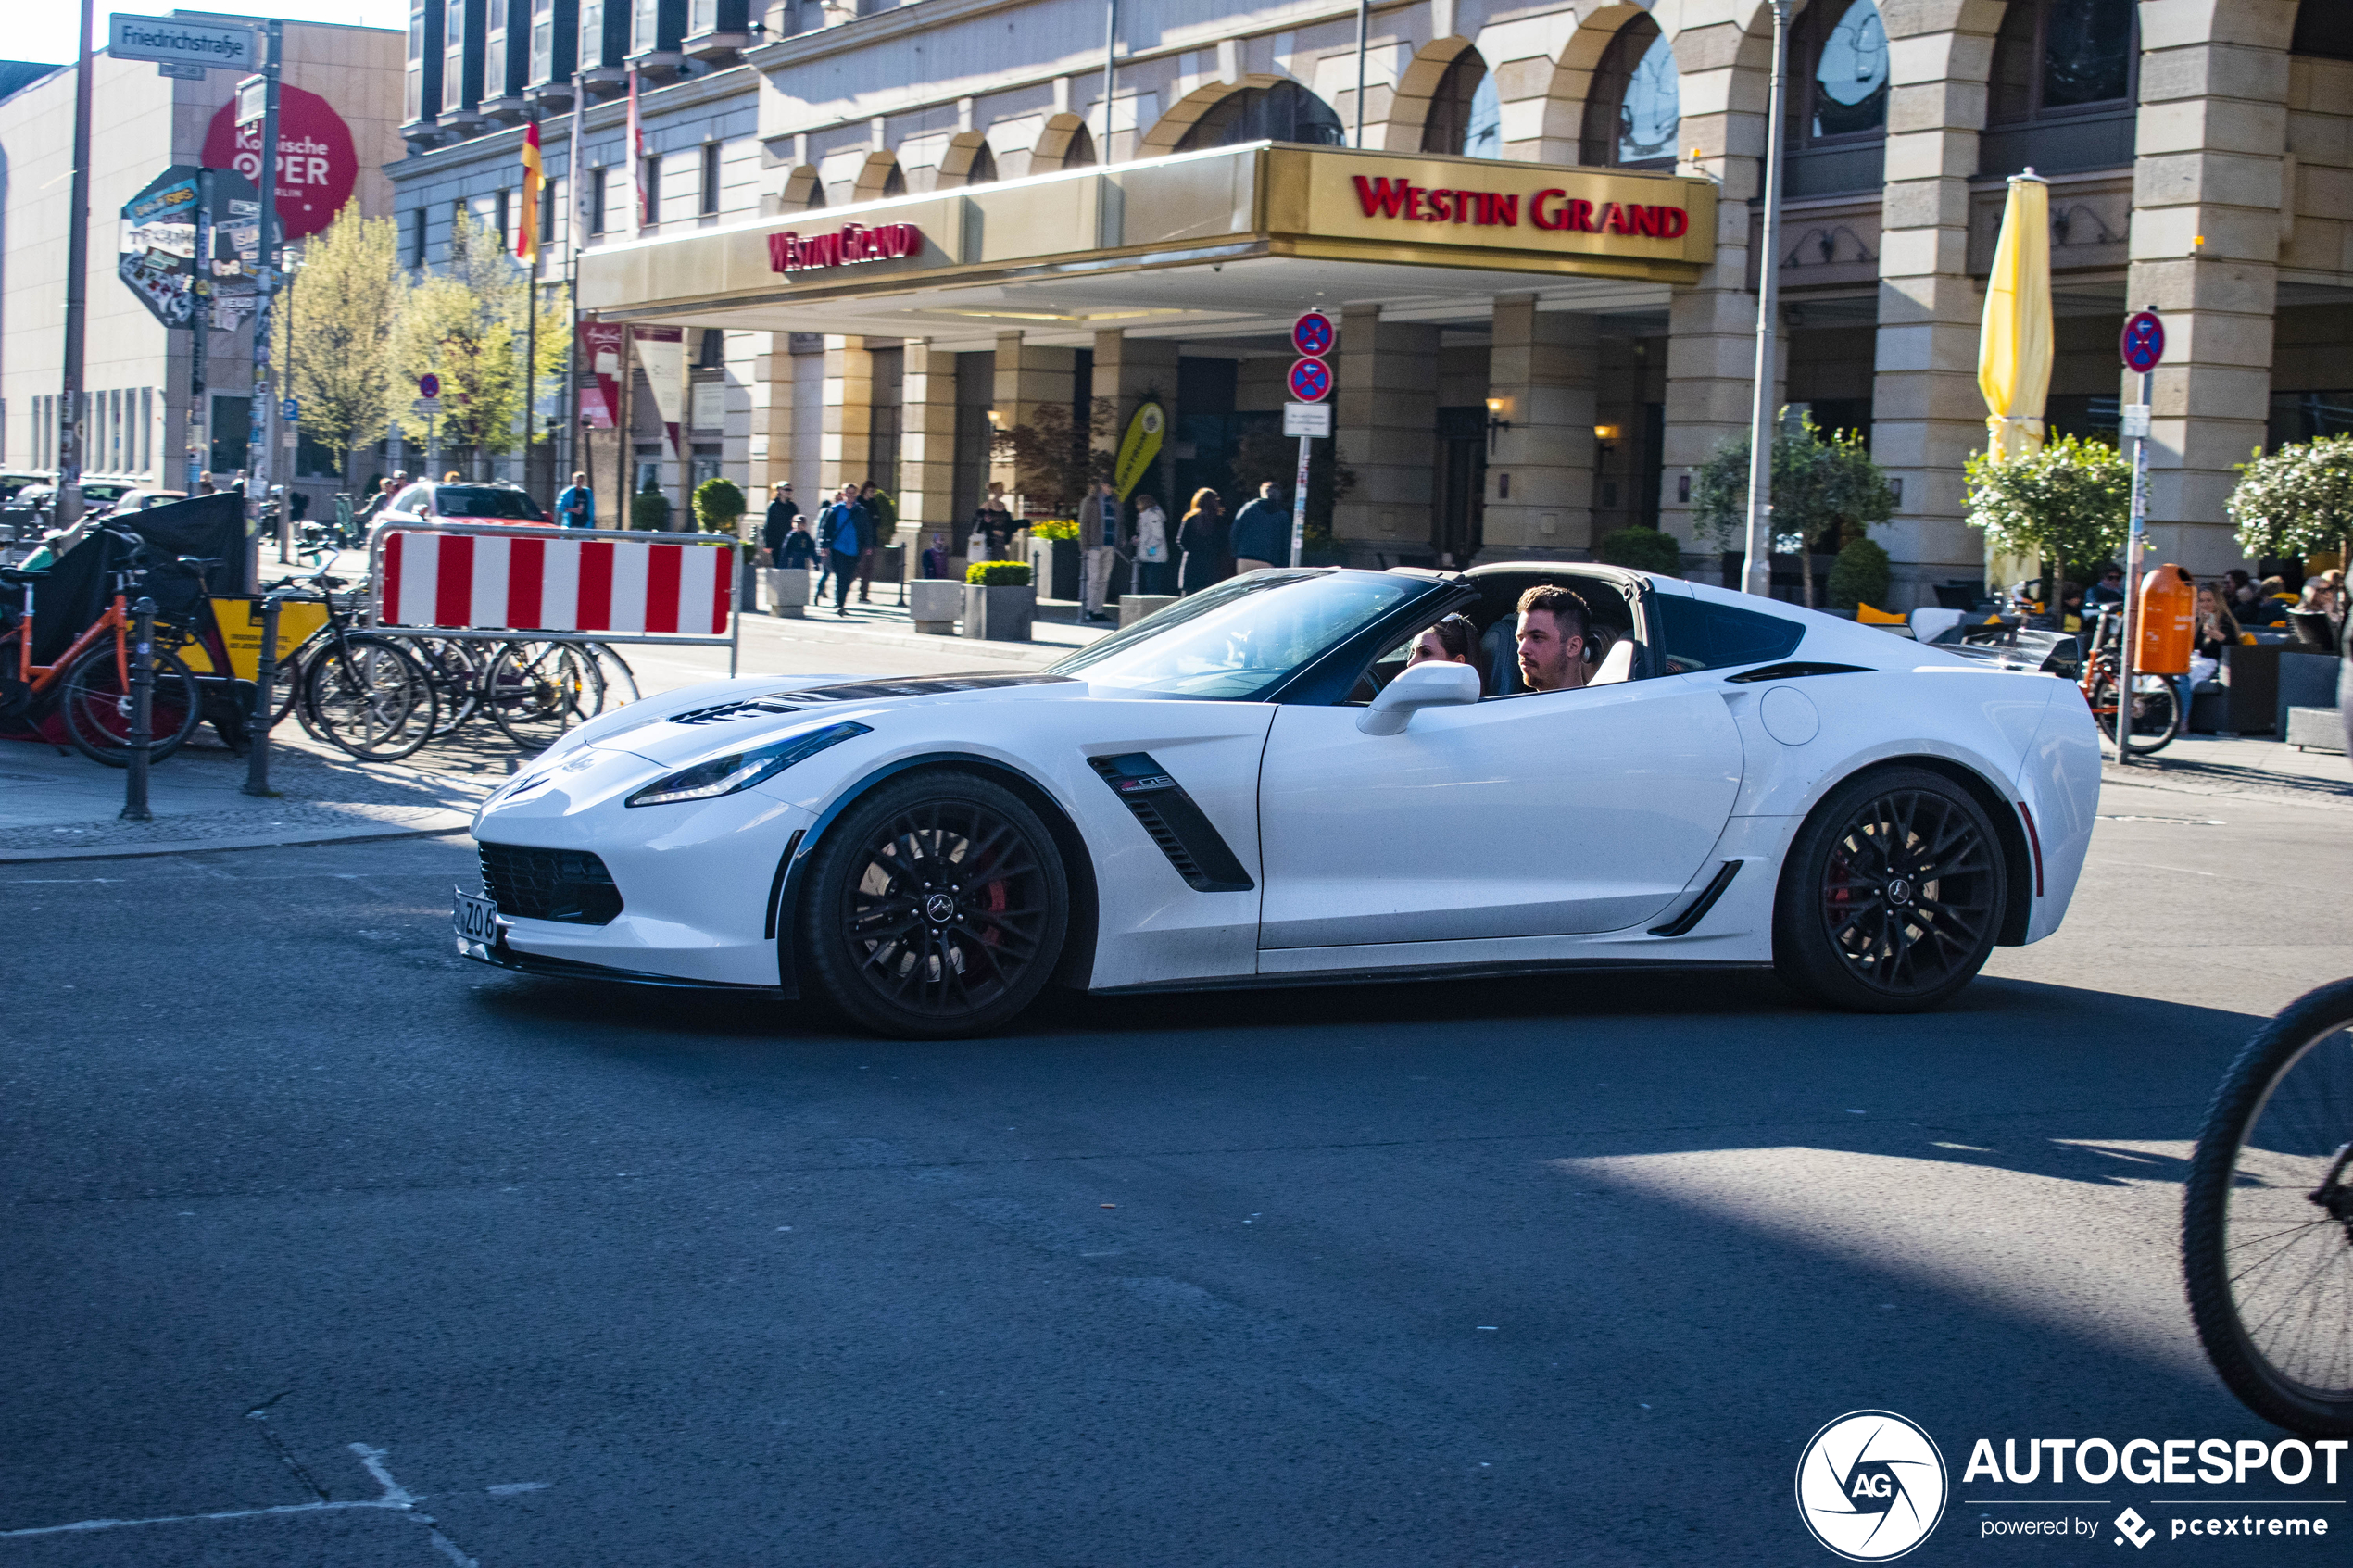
[589, 166, 608, 233]
[1422, 50, 1503, 160]
[140, 386, 153, 473]
[495, 187, 511, 246]
[631, 0, 660, 55]
[1982, 0, 2138, 175]
[540, 174, 558, 251]
[2296, 1, 2353, 59]
[642, 155, 661, 222]
[1796, 0, 1889, 144]
[697, 328, 725, 368]
[1579, 15, 1680, 169]
[1174, 82, 1345, 152]
[409, 206, 428, 265]
[700, 142, 721, 213]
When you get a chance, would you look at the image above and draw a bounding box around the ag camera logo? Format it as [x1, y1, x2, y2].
[1796, 1410, 1949, 1561]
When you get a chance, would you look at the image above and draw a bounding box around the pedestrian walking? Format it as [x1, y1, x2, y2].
[1079, 481, 1120, 621]
[824, 486, 863, 616]
[1229, 481, 1287, 573]
[556, 470, 596, 529]
[1176, 488, 1228, 596]
[1132, 492, 1171, 596]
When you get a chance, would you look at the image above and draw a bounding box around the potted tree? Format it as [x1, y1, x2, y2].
[1963, 434, 2130, 621]
[1690, 413, 1897, 605]
[963, 559, 1036, 642]
[2227, 433, 2353, 572]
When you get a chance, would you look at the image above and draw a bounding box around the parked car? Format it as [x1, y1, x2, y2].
[378, 482, 551, 527]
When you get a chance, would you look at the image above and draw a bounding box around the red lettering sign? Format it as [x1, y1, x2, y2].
[767, 221, 923, 275]
[1371, 180, 1684, 244]
[200, 84, 358, 242]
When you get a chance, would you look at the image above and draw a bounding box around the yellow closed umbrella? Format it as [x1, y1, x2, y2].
[1978, 169, 2053, 460]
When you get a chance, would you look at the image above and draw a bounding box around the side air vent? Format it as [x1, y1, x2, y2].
[1723, 662, 1872, 684]
[1649, 860, 1741, 937]
[1088, 753, 1254, 893]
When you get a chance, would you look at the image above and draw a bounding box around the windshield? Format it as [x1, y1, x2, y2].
[1045, 570, 1427, 700]
[436, 486, 547, 521]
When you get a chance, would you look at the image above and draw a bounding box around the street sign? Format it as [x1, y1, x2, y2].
[2119, 404, 2150, 439]
[281, 397, 299, 421]
[1283, 401, 1331, 438]
[1287, 358, 1332, 402]
[2120, 310, 2165, 373]
[157, 60, 204, 81]
[417, 372, 441, 399]
[1291, 310, 1334, 358]
[412, 397, 442, 419]
[234, 73, 267, 131]
[107, 13, 258, 70]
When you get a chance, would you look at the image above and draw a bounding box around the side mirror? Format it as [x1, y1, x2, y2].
[1357, 659, 1482, 734]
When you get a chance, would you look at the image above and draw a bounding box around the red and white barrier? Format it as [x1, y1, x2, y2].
[373, 526, 735, 640]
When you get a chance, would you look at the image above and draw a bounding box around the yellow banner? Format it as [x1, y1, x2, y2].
[1113, 400, 1165, 501]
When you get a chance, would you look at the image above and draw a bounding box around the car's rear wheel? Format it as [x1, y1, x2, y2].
[798, 771, 1069, 1038]
[1772, 767, 2007, 1013]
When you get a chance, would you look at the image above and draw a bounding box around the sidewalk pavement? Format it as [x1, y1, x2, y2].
[2100, 731, 2353, 814]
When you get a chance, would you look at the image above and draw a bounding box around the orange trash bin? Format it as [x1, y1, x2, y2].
[2136, 564, 2195, 676]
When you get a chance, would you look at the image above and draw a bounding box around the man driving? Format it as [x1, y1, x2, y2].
[1515, 584, 1592, 693]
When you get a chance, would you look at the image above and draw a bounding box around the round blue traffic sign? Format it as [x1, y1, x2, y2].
[1287, 357, 1332, 402]
[2120, 311, 2165, 373]
[1292, 310, 1335, 358]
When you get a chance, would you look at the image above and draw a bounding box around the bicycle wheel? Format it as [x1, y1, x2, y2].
[2183, 976, 2353, 1436]
[409, 637, 489, 739]
[306, 634, 438, 760]
[585, 643, 640, 711]
[485, 640, 600, 751]
[2091, 671, 2182, 755]
[58, 642, 204, 766]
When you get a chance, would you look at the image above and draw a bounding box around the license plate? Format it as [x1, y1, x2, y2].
[453, 886, 499, 947]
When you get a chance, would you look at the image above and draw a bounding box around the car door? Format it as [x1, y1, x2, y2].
[1254, 674, 1743, 952]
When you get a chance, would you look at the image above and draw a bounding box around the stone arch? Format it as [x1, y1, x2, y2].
[937, 131, 999, 187]
[1140, 73, 1304, 157]
[1379, 36, 1480, 152]
[1032, 112, 1097, 171]
[851, 149, 907, 202]
[779, 164, 825, 211]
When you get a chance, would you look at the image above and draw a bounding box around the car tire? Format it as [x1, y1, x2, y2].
[1771, 766, 2007, 1013]
[797, 770, 1070, 1039]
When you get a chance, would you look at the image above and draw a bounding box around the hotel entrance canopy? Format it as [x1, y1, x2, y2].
[577, 144, 1719, 347]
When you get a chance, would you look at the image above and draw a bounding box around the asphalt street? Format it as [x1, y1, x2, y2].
[4, 768, 2350, 1565]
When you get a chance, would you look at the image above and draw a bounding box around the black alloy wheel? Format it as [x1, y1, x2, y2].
[1773, 767, 2007, 1012]
[799, 771, 1069, 1038]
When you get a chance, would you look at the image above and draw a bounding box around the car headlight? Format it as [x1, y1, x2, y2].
[625, 721, 870, 808]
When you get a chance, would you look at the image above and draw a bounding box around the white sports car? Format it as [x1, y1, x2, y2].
[455, 565, 2101, 1037]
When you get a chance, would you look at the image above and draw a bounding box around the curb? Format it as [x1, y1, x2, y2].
[0, 814, 478, 864]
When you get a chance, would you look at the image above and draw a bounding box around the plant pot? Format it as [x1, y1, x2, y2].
[761, 567, 811, 618]
[908, 578, 963, 634]
[962, 583, 1035, 642]
[1117, 594, 1177, 628]
[1027, 536, 1080, 600]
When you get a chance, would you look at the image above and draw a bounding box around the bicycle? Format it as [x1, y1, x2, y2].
[255, 568, 441, 761]
[2077, 605, 2182, 756]
[0, 545, 209, 766]
[2183, 977, 2353, 1436]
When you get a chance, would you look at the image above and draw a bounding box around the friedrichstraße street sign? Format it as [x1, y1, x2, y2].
[108, 13, 258, 69]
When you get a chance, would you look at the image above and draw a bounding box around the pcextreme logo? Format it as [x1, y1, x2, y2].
[1796, 1411, 1951, 1561]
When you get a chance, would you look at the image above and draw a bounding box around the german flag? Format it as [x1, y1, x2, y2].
[516, 121, 542, 264]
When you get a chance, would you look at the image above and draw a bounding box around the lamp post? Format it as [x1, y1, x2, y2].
[1741, 0, 1793, 598]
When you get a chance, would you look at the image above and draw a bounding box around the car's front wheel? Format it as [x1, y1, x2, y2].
[798, 771, 1070, 1038]
[1772, 766, 2007, 1013]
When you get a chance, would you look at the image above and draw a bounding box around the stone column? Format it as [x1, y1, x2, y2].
[1659, 8, 1769, 575]
[749, 332, 791, 498]
[1090, 327, 1180, 485]
[1869, 2, 2000, 608]
[1485, 296, 1597, 561]
[899, 339, 960, 547]
[819, 334, 873, 496]
[991, 331, 1078, 514]
[1332, 305, 1438, 564]
[2127, 1, 2295, 575]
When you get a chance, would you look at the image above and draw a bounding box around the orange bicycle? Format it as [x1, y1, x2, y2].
[2077, 604, 2182, 756]
[0, 550, 207, 766]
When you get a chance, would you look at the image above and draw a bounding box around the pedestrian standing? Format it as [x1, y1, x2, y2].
[1229, 481, 1287, 574]
[857, 481, 895, 603]
[556, 470, 596, 529]
[971, 482, 1013, 563]
[1176, 488, 1228, 596]
[1132, 492, 1170, 596]
[1080, 481, 1120, 621]
[761, 481, 799, 562]
[813, 486, 845, 601]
